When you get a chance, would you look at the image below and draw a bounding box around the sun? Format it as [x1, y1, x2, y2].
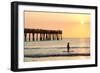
[81, 21, 84, 24]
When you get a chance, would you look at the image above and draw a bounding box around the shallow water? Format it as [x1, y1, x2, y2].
[24, 38, 90, 62]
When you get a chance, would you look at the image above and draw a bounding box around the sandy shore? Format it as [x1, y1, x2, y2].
[24, 38, 90, 62]
[24, 56, 90, 62]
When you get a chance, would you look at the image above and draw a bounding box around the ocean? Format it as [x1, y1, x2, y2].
[24, 38, 90, 62]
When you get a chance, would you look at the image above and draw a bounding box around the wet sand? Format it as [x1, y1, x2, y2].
[24, 56, 90, 62]
[24, 38, 90, 62]
[24, 48, 90, 62]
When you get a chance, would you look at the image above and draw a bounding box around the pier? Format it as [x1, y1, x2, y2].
[24, 29, 62, 41]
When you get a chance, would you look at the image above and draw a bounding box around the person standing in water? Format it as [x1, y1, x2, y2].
[67, 42, 70, 53]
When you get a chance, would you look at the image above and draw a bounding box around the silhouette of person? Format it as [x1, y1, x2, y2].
[67, 42, 70, 53]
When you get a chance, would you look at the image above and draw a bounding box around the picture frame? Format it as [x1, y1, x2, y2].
[11, 1, 98, 72]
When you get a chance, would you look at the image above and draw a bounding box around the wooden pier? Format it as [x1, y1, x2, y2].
[24, 29, 62, 41]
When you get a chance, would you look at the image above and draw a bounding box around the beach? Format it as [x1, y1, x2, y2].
[24, 38, 90, 62]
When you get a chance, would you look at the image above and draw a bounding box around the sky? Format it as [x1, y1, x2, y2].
[24, 11, 90, 38]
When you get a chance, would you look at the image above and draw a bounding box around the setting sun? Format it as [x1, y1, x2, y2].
[81, 21, 84, 25]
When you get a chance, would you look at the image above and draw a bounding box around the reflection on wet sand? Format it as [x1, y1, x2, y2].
[24, 56, 90, 62]
[24, 38, 90, 62]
